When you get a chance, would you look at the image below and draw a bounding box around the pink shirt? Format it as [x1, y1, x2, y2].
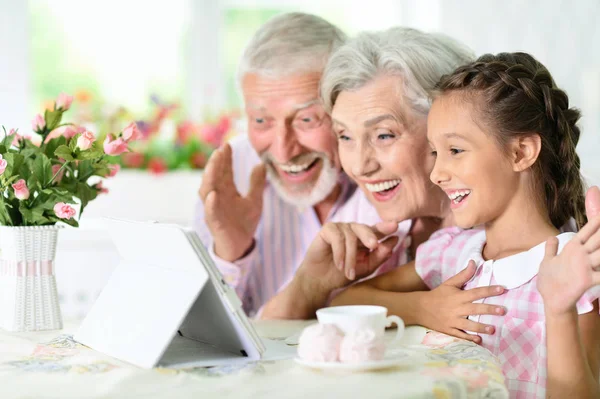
[193, 135, 412, 316]
[415, 227, 600, 399]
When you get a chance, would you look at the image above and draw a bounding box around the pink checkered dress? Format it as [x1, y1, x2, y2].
[415, 227, 600, 399]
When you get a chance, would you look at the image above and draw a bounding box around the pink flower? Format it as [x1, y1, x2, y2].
[51, 164, 65, 183]
[76, 131, 95, 150]
[8, 129, 22, 146]
[65, 125, 86, 139]
[95, 181, 109, 194]
[122, 152, 144, 168]
[107, 164, 120, 177]
[190, 152, 206, 169]
[148, 157, 167, 174]
[32, 114, 45, 132]
[45, 125, 86, 142]
[103, 135, 128, 155]
[55, 93, 74, 111]
[122, 122, 142, 142]
[53, 202, 76, 219]
[0, 154, 7, 175]
[11, 179, 30, 200]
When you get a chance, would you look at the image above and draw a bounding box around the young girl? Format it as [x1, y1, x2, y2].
[333, 52, 600, 398]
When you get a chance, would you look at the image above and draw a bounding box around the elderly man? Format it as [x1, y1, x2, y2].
[194, 13, 407, 317]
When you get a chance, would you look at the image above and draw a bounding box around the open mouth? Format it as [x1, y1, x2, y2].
[279, 158, 320, 176]
[448, 189, 471, 207]
[275, 158, 322, 183]
[365, 179, 401, 202]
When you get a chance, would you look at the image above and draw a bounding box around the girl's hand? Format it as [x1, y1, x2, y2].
[420, 260, 507, 343]
[538, 215, 600, 316]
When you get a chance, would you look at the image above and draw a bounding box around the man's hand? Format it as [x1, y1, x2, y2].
[419, 261, 507, 343]
[198, 143, 266, 262]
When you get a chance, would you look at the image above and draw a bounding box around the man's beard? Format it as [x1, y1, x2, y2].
[261, 152, 339, 209]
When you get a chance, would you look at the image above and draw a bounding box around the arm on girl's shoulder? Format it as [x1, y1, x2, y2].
[331, 226, 474, 307]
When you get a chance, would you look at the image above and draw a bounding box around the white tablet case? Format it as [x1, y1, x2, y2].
[74, 218, 271, 369]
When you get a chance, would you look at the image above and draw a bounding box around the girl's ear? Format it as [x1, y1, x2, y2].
[511, 134, 542, 172]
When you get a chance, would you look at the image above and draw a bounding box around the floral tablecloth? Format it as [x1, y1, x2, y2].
[0, 320, 508, 399]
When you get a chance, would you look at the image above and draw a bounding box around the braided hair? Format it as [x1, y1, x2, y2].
[436, 52, 586, 229]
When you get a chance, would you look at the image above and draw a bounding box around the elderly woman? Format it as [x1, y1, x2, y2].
[260, 27, 512, 340]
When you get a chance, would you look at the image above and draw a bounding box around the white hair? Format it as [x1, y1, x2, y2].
[320, 27, 475, 115]
[238, 12, 347, 82]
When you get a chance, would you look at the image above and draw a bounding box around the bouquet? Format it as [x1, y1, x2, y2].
[0, 93, 139, 227]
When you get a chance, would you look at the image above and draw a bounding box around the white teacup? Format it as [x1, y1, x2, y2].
[316, 305, 405, 342]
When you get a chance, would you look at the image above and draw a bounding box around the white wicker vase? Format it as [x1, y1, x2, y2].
[0, 226, 63, 332]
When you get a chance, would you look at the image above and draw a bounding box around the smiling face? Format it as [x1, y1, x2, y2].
[427, 93, 522, 229]
[331, 74, 446, 222]
[242, 72, 340, 208]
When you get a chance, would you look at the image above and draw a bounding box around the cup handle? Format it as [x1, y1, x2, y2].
[386, 315, 405, 342]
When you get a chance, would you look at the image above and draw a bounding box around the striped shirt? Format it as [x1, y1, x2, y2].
[193, 135, 411, 316]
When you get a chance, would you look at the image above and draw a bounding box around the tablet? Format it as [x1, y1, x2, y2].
[74, 218, 293, 369]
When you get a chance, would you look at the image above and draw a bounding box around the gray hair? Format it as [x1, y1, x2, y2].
[320, 27, 475, 116]
[238, 12, 347, 81]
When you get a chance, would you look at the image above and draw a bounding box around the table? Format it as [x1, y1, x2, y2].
[0, 320, 509, 399]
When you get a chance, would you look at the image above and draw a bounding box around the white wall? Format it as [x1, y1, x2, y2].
[0, 0, 30, 132]
[398, 0, 600, 183]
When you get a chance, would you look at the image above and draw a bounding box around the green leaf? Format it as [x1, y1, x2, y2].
[44, 109, 63, 132]
[40, 189, 74, 209]
[76, 150, 103, 161]
[3, 175, 19, 187]
[22, 139, 42, 153]
[69, 134, 80, 151]
[58, 217, 79, 228]
[2, 131, 15, 148]
[54, 145, 74, 161]
[0, 197, 12, 225]
[76, 160, 94, 181]
[3, 153, 24, 177]
[18, 160, 33, 182]
[5, 198, 21, 226]
[0, 144, 6, 154]
[20, 203, 52, 226]
[33, 153, 53, 188]
[44, 136, 66, 159]
[74, 182, 98, 215]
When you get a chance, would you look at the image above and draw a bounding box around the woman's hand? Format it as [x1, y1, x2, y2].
[260, 221, 400, 320]
[298, 221, 400, 291]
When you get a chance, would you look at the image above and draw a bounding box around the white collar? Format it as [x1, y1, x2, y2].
[457, 230, 576, 289]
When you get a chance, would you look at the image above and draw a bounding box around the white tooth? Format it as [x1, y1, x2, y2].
[281, 162, 311, 173]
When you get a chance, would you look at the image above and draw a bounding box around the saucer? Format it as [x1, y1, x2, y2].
[294, 356, 404, 372]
